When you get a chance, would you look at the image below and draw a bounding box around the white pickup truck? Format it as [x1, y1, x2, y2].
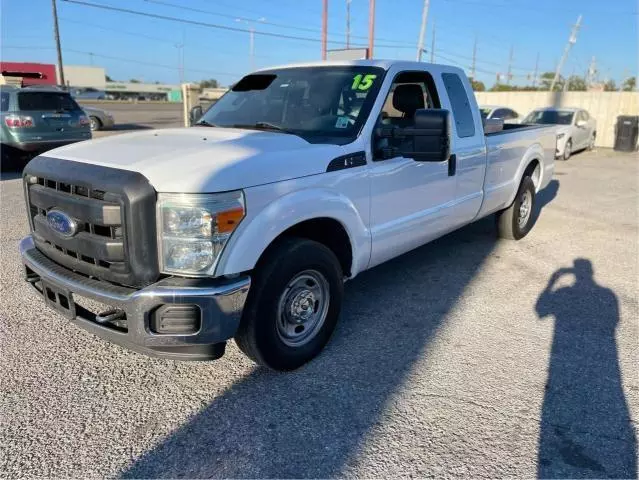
[20, 60, 555, 370]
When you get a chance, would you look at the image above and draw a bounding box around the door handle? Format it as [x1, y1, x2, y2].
[448, 154, 457, 176]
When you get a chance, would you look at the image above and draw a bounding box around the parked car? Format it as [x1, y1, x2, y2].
[69, 87, 106, 100]
[522, 107, 596, 160]
[82, 105, 115, 131]
[480, 105, 522, 124]
[19, 60, 556, 370]
[1, 85, 91, 166]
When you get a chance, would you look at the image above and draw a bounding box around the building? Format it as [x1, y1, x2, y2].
[62, 65, 106, 90]
[0, 61, 57, 85]
[104, 81, 182, 101]
[0, 60, 182, 101]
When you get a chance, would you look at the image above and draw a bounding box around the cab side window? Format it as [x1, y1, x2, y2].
[374, 71, 440, 161]
[441, 73, 475, 138]
[380, 71, 440, 127]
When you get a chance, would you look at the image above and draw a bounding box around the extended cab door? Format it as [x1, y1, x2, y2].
[440, 72, 487, 224]
[368, 70, 458, 268]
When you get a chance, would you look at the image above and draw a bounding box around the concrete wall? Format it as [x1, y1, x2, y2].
[62, 65, 106, 89]
[474, 91, 639, 148]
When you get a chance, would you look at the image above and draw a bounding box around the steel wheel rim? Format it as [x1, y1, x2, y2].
[518, 190, 532, 228]
[90, 118, 98, 131]
[276, 269, 330, 347]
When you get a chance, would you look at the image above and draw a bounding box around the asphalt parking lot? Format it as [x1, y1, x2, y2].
[1, 147, 637, 477]
[79, 101, 184, 134]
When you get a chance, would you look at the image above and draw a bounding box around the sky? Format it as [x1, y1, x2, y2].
[0, 0, 637, 88]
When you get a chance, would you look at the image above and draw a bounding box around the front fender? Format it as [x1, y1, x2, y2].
[214, 186, 371, 278]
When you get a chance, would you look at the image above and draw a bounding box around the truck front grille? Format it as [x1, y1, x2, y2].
[24, 157, 159, 288]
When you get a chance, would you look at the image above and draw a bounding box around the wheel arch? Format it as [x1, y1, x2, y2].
[214, 188, 370, 279]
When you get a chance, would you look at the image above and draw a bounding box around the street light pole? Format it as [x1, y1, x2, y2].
[51, 0, 66, 85]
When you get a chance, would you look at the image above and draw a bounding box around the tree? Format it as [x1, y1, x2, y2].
[567, 75, 586, 91]
[490, 83, 517, 92]
[105, 74, 113, 82]
[539, 72, 564, 91]
[622, 76, 636, 91]
[129, 78, 141, 84]
[603, 79, 617, 91]
[469, 78, 485, 91]
[199, 78, 219, 89]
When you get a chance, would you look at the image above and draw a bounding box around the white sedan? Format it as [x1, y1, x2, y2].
[480, 105, 522, 124]
[523, 107, 597, 160]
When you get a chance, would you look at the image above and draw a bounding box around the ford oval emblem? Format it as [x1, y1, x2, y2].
[46, 209, 77, 237]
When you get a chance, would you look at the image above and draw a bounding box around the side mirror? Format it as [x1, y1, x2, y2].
[376, 109, 451, 162]
[189, 105, 203, 125]
[576, 119, 587, 128]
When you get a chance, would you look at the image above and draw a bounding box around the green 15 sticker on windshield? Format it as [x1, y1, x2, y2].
[351, 73, 377, 91]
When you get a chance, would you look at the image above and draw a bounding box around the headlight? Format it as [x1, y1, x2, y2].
[157, 192, 245, 275]
[557, 133, 566, 139]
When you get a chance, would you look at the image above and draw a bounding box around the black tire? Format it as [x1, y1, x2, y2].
[235, 237, 344, 370]
[587, 132, 596, 151]
[89, 116, 102, 131]
[562, 139, 572, 160]
[496, 176, 536, 240]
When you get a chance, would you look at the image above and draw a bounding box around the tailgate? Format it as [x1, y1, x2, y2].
[16, 91, 91, 140]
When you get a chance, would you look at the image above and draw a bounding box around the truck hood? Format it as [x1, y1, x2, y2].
[46, 127, 345, 192]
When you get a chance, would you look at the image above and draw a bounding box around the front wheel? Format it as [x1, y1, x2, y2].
[235, 237, 344, 370]
[562, 139, 572, 160]
[588, 133, 596, 150]
[496, 176, 536, 240]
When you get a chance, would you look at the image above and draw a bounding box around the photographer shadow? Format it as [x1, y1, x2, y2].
[535, 259, 636, 478]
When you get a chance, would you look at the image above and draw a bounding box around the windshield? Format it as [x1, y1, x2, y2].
[479, 107, 492, 119]
[523, 110, 574, 125]
[197, 66, 385, 142]
[17, 92, 82, 112]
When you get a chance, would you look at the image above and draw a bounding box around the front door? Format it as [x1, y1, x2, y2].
[368, 71, 458, 268]
[574, 110, 589, 149]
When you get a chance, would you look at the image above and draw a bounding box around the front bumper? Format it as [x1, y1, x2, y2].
[19, 235, 250, 360]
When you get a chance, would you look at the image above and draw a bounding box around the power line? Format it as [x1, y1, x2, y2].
[441, 0, 637, 15]
[142, 0, 417, 47]
[1, 45, 243, 78]
[60, 0, 415, 50]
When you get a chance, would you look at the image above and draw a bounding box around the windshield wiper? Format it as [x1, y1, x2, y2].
[230, 122, 293, 134]
[195, 119, 218, 127]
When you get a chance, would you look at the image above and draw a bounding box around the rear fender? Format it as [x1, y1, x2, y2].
[505, 142, 545, 205]
[214, 188, 371, 278]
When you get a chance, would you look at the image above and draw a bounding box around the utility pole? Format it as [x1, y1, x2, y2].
[51, 0, 65, 86]
[586, 56, 597, 88]
[506, 45, 514, 85]
[346, 0, 351, 49]
[322, 0, 328, 60]
[416, 0, 430, 61]
[368, 0, 375, 59]
[532, 52, 539, 88]
[470, 35, 477, 79]
[429, 21, 435, 63]
[237, 19, 262, 70]
[550, 14, 582, 91]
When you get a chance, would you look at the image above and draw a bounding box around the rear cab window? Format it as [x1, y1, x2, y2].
[441, 73, 476, 138]
[17, 92, 81, 112]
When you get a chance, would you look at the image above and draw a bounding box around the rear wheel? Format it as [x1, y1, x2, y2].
[235, 237, 344, 370]
[496, 176, 536, 240]
[89, 116, 102, 131]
